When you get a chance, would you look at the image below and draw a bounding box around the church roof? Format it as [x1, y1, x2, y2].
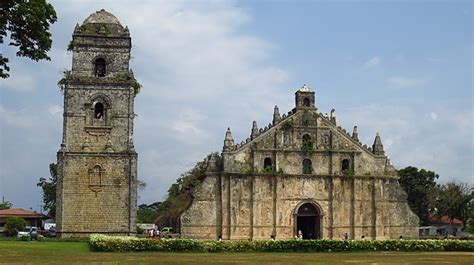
[83, 9, 122, 26]
[0, 208, 48, 219]
[298, 84, 312, 92]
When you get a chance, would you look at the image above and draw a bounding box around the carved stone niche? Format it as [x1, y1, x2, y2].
[88, 164, 106, 195]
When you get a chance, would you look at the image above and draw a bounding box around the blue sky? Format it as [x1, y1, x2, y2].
[0, 0, 472, 211]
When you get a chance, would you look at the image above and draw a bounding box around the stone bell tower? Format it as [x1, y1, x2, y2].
[56, 9, 138, 237]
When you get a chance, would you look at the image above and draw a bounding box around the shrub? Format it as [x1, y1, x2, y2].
[4, 217, 27, 237]
[88, 235, 474, 253]
[19, 234, 31, 241]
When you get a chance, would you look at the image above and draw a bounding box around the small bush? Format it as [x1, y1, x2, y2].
[88, 235, 474, 253]
[19, 234, 30, 241]
[4, 217, 27, 237]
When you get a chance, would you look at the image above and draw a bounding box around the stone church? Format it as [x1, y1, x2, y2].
[181, 85, 419, 240]
[56, 10, 138, 237]
[55, 9, 418, 239]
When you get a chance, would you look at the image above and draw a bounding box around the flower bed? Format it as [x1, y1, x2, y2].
[89, 235, 474, 253]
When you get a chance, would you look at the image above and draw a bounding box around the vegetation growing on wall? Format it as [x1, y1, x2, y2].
[342, 169, 354, 176]
[301, 137, 314, 155]
[57, 71, 142, 96]
[151, 153, 222, 230]
[281, 119, 294, 131]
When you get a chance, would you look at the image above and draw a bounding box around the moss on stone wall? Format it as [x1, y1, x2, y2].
[154, 152, 221, 230]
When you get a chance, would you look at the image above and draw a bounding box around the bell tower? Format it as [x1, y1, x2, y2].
[295, 84, 316, 109]
[56, 9, 138, 237]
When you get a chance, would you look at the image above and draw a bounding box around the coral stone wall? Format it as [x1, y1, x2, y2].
[181, 88, 419, 240]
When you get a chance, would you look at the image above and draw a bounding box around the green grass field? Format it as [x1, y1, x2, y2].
[0, 241, 473, 264]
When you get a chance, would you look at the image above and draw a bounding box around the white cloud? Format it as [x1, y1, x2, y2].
[0, 68, 36, 92]
[0, 106, 34, 128]
[364, 56, 381, 68]
[48, 105, 62, 118]
[388, 76, 430, 88]
[172, 121, 202, 135]
[338, 103, 473, 184]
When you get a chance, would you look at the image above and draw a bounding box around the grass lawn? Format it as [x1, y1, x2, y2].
[0, 241, 473, 264]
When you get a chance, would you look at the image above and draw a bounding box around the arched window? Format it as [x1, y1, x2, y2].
[303, 97, 310, 107]
[94, 102, 104, 120]
[94, 58, 106, 77]
[303, 159, 312, 174]
[264, 157, 273, 171]
[341, 159, 350, 171]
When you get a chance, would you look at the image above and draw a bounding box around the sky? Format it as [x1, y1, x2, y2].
[0, 0, 472, 212]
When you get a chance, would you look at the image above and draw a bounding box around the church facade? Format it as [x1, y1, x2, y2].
[56, 10, 138, 237]
[181, 86, 419, 240]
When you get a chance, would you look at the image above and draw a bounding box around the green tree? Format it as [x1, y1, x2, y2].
[465, 203, 474, 233]
[37, 163, 57, 218]
[397, 166, 439, 225]
[1, 0, 57, 78]
[136, 203, 160, 223]
[4, 217, 27, 236]
[0, 200, 13, 210]
[435, 181, 473, 230]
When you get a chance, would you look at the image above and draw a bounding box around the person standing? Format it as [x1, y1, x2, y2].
[297, 230, 303, 240]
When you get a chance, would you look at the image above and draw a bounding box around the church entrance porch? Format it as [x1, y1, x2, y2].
[295, 202, 322, 239]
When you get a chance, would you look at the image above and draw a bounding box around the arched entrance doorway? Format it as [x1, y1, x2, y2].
[295, 202, 321, 239]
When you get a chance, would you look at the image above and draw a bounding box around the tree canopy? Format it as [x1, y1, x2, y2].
[0, 0, 57, 78]
[4, 217, 27, 236]
[0, 200, 13, 210]
[435, 181, 473, 230]
[398, 166, 439, 225]
[37, 163, 57, 218]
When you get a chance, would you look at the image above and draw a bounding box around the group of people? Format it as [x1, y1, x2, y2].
[143, 228, 160, 238]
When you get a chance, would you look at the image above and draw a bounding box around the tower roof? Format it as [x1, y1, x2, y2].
[75, 9, 129, 37]
[83, 9, 122, 26]
[298, 84, 312, 92]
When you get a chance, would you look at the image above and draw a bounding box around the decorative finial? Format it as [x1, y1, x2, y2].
[352, 126, 359, 141]
[372, 133, 385, 156]
[330, 109, 336, 124]
[273, 105, 281, 125]
[223, 127, 235, 151]
[251, 121, 259, 140]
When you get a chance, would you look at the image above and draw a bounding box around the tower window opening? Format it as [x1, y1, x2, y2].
[94, 58, 106, 77]
[303, 159, 312, 174]
[94, 102, 104, 119]
[303, 97, 310, 107]
[264, 157, 273, 171]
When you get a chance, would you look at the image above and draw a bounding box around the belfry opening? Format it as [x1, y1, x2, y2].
[296, 202, 321, 239]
